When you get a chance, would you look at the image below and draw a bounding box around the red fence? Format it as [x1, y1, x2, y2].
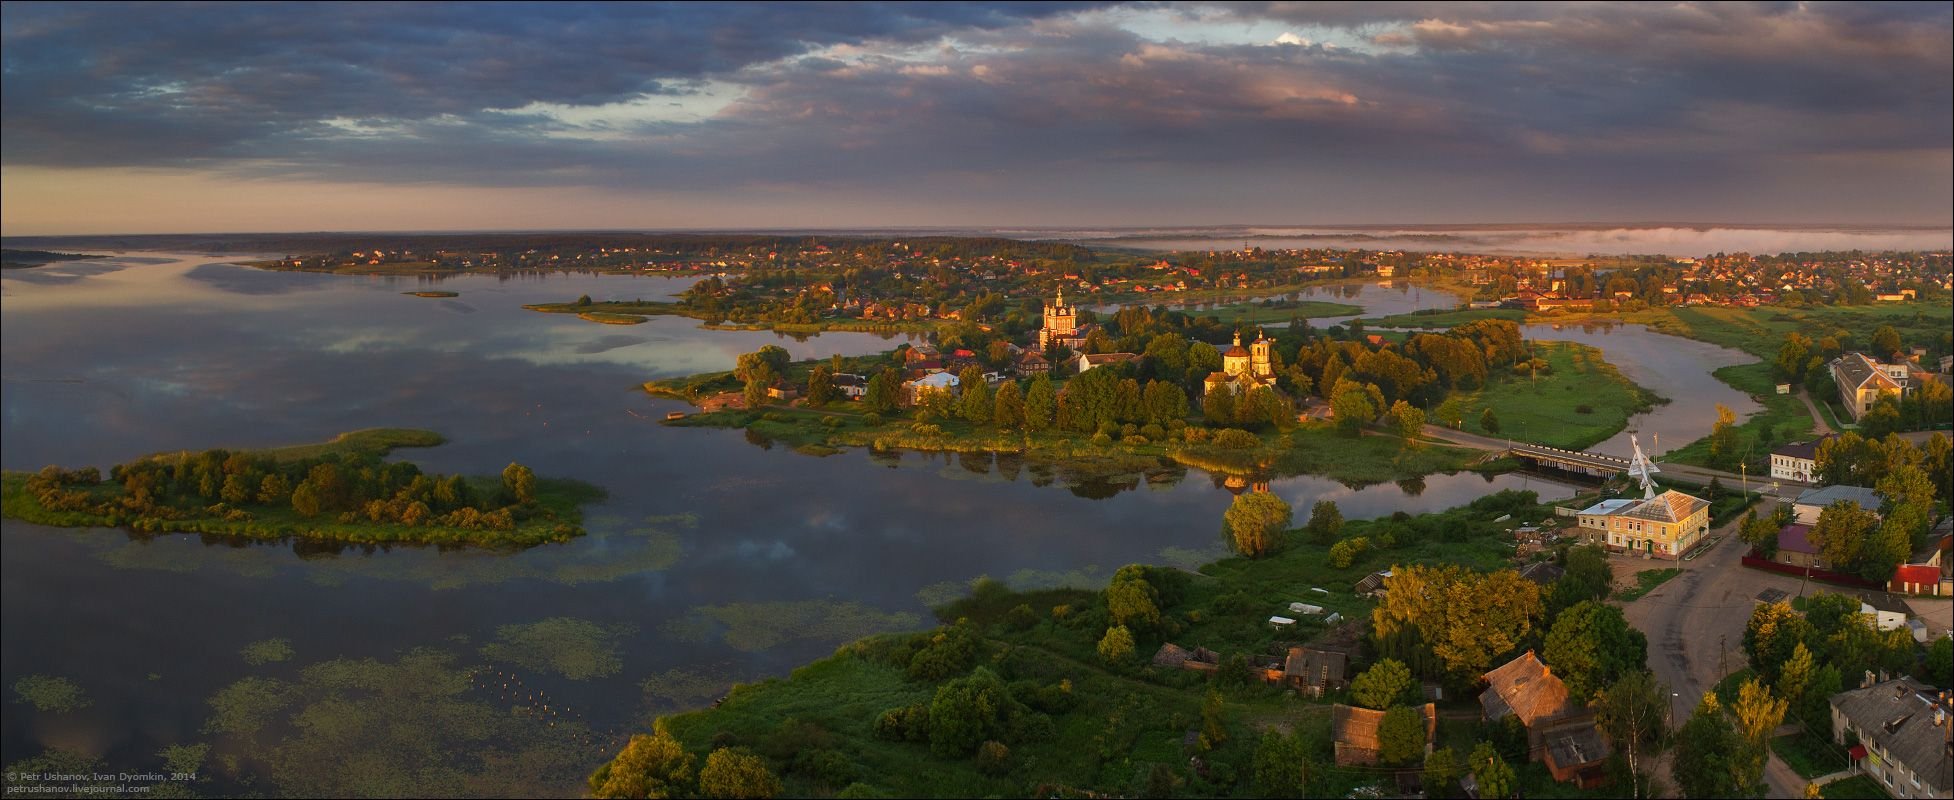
[1740, 554, 1882, 589]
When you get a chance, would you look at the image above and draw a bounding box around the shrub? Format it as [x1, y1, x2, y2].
[1141, 423, 1166, 439]
[1212, 428, 1258, 449]
[1328, 536, 1371, 568]
[1575, 404, 1595, 414]
[1005, 604, 1038, 631]
[1091, 433, 1114, 447]
[1123, 435, 1149, 446]
[976, 741, 1011, 775]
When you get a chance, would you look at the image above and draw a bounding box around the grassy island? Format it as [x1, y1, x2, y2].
[589, 489, 1645, 799]
[403, 290, 460, 298]
[1, 249, 106, 269]
[2, 428, 602, 548]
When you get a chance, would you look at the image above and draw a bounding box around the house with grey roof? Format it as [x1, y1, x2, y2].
[1793, 485, 1885, 525]
[1830, 352, 1908, 421]
[1829, 678, 1953, 799]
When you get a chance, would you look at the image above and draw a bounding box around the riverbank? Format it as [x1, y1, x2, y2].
[1443, 340, 1666, 451]
[591, 488, 1609, 799]
[0, 429, 604, 548]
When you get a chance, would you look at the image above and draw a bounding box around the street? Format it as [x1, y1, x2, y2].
[1618, 498, 1814, 799]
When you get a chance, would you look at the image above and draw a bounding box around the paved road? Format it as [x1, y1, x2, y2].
[1795, 388, 1835, 437]
[1618, 499, 1809, 799]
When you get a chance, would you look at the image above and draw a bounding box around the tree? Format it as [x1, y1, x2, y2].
[1743, 601, 1814, 686]
[1871, 325, 1902, 359]
[1104, 568, 1161, 631]
[1594, 671, 1668, 800]
[1389, 400, 1425, 448]
[865, 368, 902, 414]
[1469, 742, 1515, 799]
[1023, 375, 1056, 431]
[1328, 536, 1369, 568]
[1731, 679, 1788, 792]
[502, 462, 536, 504]
[1199, 689, 1228, 749]
[806, 366, 836, 406]
[1779, 642, 1816, 713]
[1479, 407, 1500, 434]
[1922, 636, 1952, 689]
[734, 346, 791, 383]
[1201, 385, 1236, 427]
[291, 481, 322, 517]
[1809, 500, 1877, 575]
[1378, 706, 1427, 766]
[1224, 492, 1292, 558]
[591, 729, 695, 799]
[1143, 380, 1188, 425]
[1423, 747, 1460, 796]
[1548, 545, 1614, 617]
[1738, 510, 1781, 557]
[1929, 432, 1954, 502]
[1304, 500, 1343, 545]
[957, 366, 991, 424]
[992, 381, 1025, 429]
[1673, 693, 1744, 799]
[1372, 565, 1544, 685]
[258, 472, 292, 505]
[1862, 502, 1924, 582]
[1351, 658, 1414, 710]
[1709, 403, 1740, 469]
[698, 748, 781, 799]
[1862, 397, 1902, 440]
[1435, 397, 1467, 429]
[1332, 387, 1375, 436]
[927, 667, 1019, 757]
[1543, 600, 1649, 703]
[1098, 625, 1135, 664]
[1252, 730, 1310, 798]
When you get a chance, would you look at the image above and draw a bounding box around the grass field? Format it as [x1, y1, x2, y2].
[1360, 307, 1529, 328]
[1447, 341, 1664, 450]
[1771, 731, 1851, 780]
[1184, 299, 1364, 325]
[1821, 775, 1890, 799]
[576, 311, 649, 325]
[1615, 568, 1683, 601]
[137, 427, 447, 464]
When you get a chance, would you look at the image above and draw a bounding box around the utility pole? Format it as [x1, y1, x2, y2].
[1719, 634, 1728, 681]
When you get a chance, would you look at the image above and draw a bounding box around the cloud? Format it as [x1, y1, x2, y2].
[1, 1, 1948, 228]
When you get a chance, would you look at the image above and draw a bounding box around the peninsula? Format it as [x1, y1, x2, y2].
[1, 429, 602, 548]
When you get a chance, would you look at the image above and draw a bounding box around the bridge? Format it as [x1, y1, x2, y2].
[1506, 443, 1630, 478]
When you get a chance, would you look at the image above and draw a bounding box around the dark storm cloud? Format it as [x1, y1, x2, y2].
[1, 1, 1948, 222]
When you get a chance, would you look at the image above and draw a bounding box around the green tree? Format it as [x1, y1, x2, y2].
[1252, 730, 1310, 798]
[1328, 536, 1369, 568]
[734, 346, 791, 383]
[1199, 689, 1228, 749]
[1871, 325, 1902, 358]
[1304, 500, 1343, 545]
[1779, 642, 1816, 713]
[958, 366, 992, 424]
[1810, 499, 1878, 575]
[1479, 407, 1500, 434]
[1435, 397, 1466, 428]
[1378, 705, 1427, 766]
[1332, 387, 1375, 436]
[290, 481, 322, 517]
[1547, 545, 1613, 617]
[1201, 385, 1236, 427]
[1372, 565, 1543, 685]
[1594, 670, 1668, 800]
[1423, 747, 1459, 796]
[992, 381, 1025, 429]
[1097, 625, 1135, 664]
[1862, 502, 1924, 582]
[1104, 568, 1161, 631]
[1922, 636, 1952, 689]
[806, 365, 836, 406]
[744, 365, 775, 410]
[1469, 742, 1515, 799]
[1543, 601, 1649, 703]
[1143, 380, 1189, 425]
[501, 462, 536, 504]
[1023, 375, 1056, 432]
[1389, 400, 1425, 447]
[1224, 492, 1292, 558]
[927, 667, 1019, 757]
[590, 729, 696, 799]
[1673, 693, 1744, 799]
[1743, 601, 1814, 686]
[865, 368, 902, 414]
[257, 472, 292, 505]
[1862, 397, 1902, 440]
[698, 748, 781, 799]
[1351, 658, 1414, 710]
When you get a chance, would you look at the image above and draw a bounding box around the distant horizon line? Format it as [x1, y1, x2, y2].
[7, 221, 1952, 240]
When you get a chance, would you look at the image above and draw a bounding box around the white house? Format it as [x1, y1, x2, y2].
[1770, 438, 1826, 483]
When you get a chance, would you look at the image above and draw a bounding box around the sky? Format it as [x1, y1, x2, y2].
[2, 1, 1950, 235]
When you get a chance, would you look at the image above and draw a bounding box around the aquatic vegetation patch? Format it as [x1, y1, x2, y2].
[641, 666, 742, 711]
[241, 638, 295, 665]
[677, 600, 921, 653]
[200, 648, 595, 797]
[12, 674, 90, 713]
[481, 617, 633, 680]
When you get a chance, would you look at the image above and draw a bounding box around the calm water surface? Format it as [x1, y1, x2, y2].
[3, 255, 1583, 793]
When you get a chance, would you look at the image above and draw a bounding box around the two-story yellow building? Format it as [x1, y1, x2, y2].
[1575, 490, 1711, 559]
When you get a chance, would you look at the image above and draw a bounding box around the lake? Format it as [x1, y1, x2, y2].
[1, 255, 1611, 794]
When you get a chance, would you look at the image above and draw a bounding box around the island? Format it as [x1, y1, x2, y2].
[643, 308, 1663, 489]
[1, 249, 106, 269]
[1, 428, 603, 548]
[403, 290, 460, 298]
